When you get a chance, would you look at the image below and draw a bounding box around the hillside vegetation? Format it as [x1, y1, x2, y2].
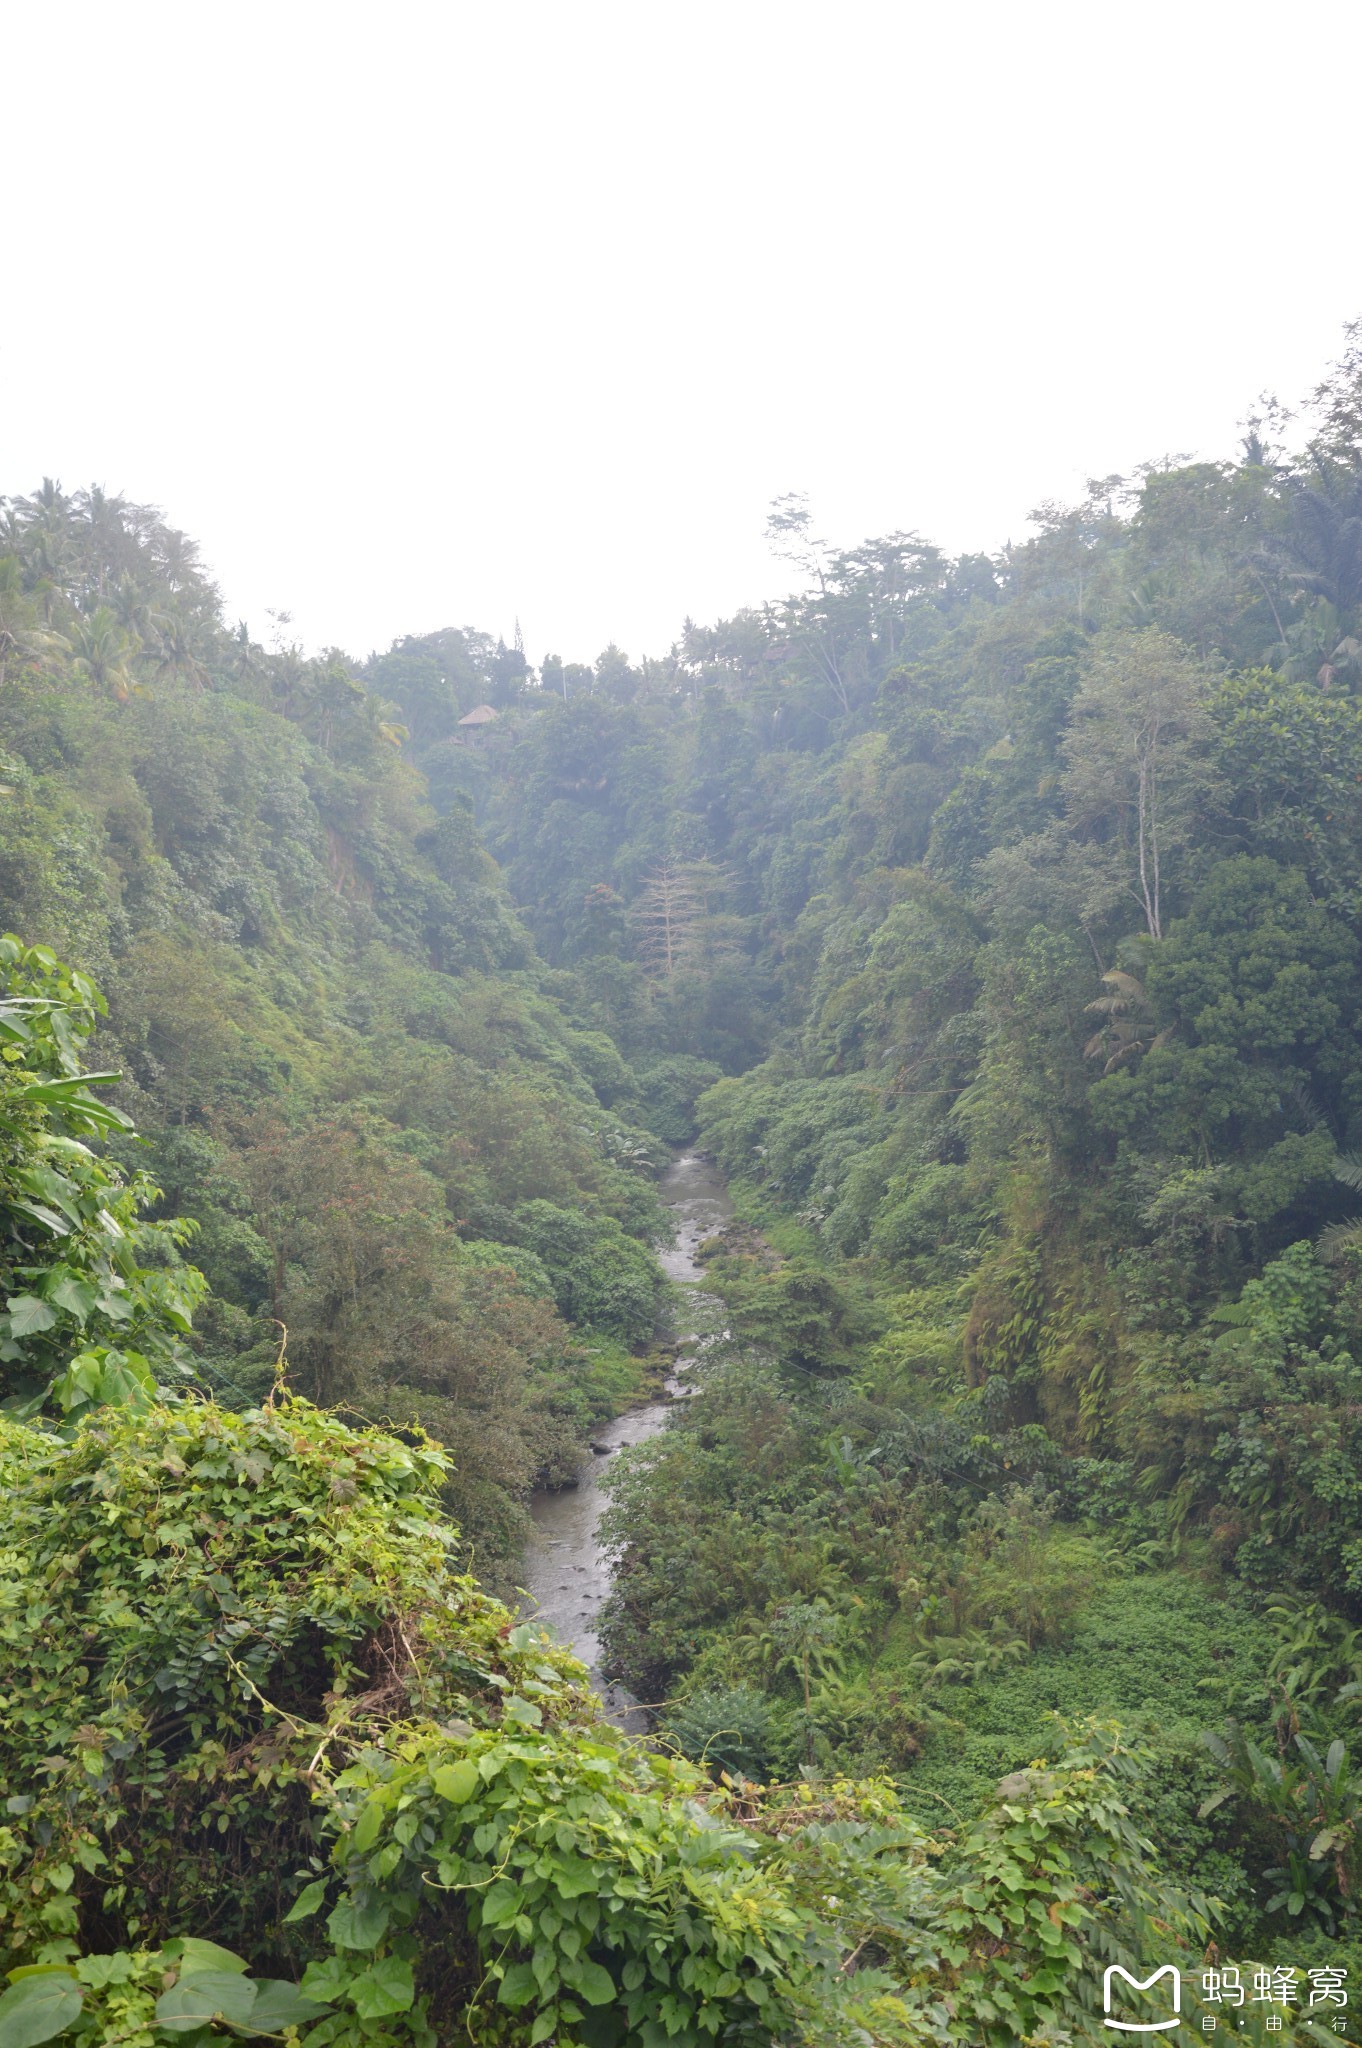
[0, 498, 675, 1583]
[6, 332, 1362, 2040]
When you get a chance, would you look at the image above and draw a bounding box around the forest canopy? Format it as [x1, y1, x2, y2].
[6, 329, 1362, 2041]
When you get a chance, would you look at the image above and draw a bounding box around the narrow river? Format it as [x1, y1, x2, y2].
[520, 1151, 732, 1712]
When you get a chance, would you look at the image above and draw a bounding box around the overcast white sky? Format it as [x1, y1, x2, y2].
[5, 2, 1360, 665]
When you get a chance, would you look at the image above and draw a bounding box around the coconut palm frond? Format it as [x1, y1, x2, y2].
[1319, 1220, 1362, 1262]
[1287, 1082, 1330, 1135]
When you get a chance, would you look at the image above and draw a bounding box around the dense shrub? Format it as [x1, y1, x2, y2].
[0, 1397, 1236, 2048]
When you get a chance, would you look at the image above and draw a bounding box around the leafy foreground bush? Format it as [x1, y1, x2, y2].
[0, 1397, 1327, 2047]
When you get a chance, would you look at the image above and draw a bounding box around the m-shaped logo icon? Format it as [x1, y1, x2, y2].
[1104, 1964, 1181, 2033]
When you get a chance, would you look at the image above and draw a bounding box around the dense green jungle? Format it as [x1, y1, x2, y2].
[6, 333, 1362, 2045]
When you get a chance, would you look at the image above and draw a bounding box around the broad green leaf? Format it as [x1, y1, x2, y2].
[0, 1975, 83, 2048]
[432, 1759, 480, 1805]
[551, 1858, 600, 1898]
[497, 1963, 538, 2010]
[72, 1955, 133, 1989]
[350, 1802, 384, 1854]
[284, 1878, 329, 1923]
[63, 1355, 102, 1396]
[480, 1880, 523, 1927]
[54, 1352, 153, 1415]
[11, 1203, 70, 1237]
[326, 1899, 390, 1951]
[155, 1971, 256, 2032]
[566, 1959, 616, 2006]
[19, 1073, 123, 1097]
[15, 1168, 81, 1220]
[5, 1296, 56, 1338]
[171, 1939, 249, 1977]
[100, 1358, 155, 1406]
[44, 1275, 97, 1320]
[299, 1958, 352, 2003]
[241, 1979, 330, 2031]
[349, 1958, 414, 2019]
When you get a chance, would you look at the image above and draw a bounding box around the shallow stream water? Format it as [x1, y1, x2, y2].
[519, 1151, 732, 1715]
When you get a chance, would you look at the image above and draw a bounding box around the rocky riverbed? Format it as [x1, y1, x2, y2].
[519, 1150, 731, 1715]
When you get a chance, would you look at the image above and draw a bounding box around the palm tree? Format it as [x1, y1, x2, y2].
[14, 478, 74, 586]
[1286, 473, 1362, 621]
[70, 607, 139, 702]
[760, 1600, 844, 1762]
[16, 477, 71, 529]
[110, 576, 168, 650]
[152, 613, 208, 692]
[74, 485, 133, 601]
[363, 693, 409, 749]
[1318, 1152, 1362, 1261]
[0, 557, 69, 684]
[152, 524, 206, 594]
[1082, 970, 1169, 1073]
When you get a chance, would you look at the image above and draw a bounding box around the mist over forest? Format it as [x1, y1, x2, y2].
[5, 330, 1362, 2043]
